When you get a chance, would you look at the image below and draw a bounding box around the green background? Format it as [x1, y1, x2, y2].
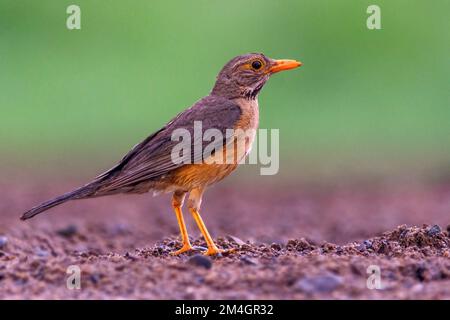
[1, 0, 449, 183]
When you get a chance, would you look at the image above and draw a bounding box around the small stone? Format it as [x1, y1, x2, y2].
[226, 235, 246, 246]
[399, 229, 409, 239]
[124, 252, 137, 261]
[321, 242, 336, 253]
[294, 273, 343, 294]
[167, 240, 177, 247]
[35, 248, 50, 258]
[90, 274, 101, 284]
[0, 236, 8, 249]
[56, 225, 78, 238]
[156, 244, 170, 253]
[240, 256, 257, 265]
[187, 255, 212, 269]
[270, 243, 282, 251]
[427, 225, 441, 237]
[358, 240, 372, 252]
[192, 246, 208, 252]
[363, 240, 373, 249]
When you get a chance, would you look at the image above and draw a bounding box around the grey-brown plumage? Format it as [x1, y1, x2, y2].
[21, 53, 302, 256]
[21, 96, 241, 219]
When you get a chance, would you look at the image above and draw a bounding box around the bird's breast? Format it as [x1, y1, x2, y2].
[233, 98, 260, 130]
[232, 98, 259, 158]
[160, 98, 260, 192]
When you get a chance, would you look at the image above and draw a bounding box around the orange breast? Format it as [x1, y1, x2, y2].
[166, 98, 259, 191]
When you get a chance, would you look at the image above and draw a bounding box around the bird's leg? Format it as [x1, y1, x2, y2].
[188, 188, 228, 256]
[170, 191, 194, 255]
[189, 208, 224, 256]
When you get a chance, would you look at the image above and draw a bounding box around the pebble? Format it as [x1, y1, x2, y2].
[0, 236, 8, 249]
[295, 273, 343, 294]
[56, 225, 78, 238]
[187, 255, 212, 269]
[358, 240, 373, 252]
[427, 225, 441, 237]
[363, 240, 373, 249]
[124, 252, 138, 261]
[35, 248, 50, 258]
[192, 246, 208, 252]
[270, 243, 282, 251]
[155, 244, 170, 253]
[90, 274, 101, 284]
[240, 256, 258, 265]
[226, 235, 246, 246]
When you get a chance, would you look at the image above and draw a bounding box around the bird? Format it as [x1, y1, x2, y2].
[21, 53, 302, 256]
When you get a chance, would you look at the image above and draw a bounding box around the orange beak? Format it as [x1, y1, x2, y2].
[269, 59, 302, 74]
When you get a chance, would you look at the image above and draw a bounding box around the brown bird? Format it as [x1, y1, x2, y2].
[21, 53, 302, 255]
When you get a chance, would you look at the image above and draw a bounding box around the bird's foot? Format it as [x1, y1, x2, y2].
[170, 244, 194, 256]
[203, 246, 236, 256]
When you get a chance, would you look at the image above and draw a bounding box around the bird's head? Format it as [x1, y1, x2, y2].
[211, 53, 302, 100]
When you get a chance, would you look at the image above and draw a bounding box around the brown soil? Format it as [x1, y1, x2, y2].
[1, 179, 450, 299]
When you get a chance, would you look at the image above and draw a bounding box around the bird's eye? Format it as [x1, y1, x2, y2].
[251, 60, 262, 70]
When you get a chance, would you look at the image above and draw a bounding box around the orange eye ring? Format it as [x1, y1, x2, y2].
[251, 59, 263, 70]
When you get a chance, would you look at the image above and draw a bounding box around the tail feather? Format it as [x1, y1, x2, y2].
[21, 183, 98, 220]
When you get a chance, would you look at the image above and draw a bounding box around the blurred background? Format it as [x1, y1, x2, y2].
[1, 1, 450, 300]
[0, 0, 449, 185]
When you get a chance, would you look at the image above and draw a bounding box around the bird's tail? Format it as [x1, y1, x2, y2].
[21, 182, 98, 220]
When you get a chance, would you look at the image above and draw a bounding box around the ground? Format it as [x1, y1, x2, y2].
[1, 178, 450, 299]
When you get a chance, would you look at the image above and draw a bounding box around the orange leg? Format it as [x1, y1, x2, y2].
[189, 208, 226, 256]
[170, 206, 194, 255]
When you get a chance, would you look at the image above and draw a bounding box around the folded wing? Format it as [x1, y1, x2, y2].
[94, 95, 242, 194]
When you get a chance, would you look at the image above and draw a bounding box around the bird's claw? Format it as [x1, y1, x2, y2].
[203, 247, 236, 256]
[170, 245, 236, 256]
[170, 244, 194, 256]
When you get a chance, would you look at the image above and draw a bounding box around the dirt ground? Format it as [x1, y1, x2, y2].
[1, 178, 450, 299]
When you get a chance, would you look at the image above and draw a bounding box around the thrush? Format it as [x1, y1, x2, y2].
[21, 53, 302, 255]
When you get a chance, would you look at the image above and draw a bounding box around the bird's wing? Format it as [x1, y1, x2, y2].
[94, 95, 242, 193]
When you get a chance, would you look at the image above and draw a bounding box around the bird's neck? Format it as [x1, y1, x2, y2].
[211, 80, 261, 101]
